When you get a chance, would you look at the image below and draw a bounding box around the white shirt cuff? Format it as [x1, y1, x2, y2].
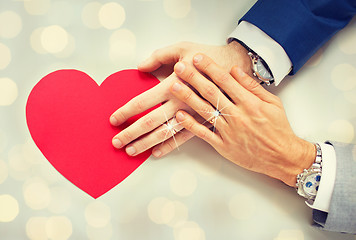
[305, 143, 336, 212]
[228, 21, 292, 86]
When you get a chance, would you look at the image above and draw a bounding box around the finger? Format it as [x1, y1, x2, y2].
[174, 61, 233, 112]
[170, 80, 228, 125]
[138, 44, 181, 72]
[175, 110, 222, 147]
[230, 66, 279, 104]
[112, 100, 181, 149]
[191, 54, 250, 105]
[152, 129, 195, 158]
[124, 117, 184, 156]
[110, 82, 168, 126]
[151, 113, 212, 158]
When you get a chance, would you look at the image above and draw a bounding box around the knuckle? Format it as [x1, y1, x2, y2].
[183, 90, 193, 102]
[165, 140, 176, 152]
[141, 116, 155, 129]
[133, 99, 145, 111]
[122, 131, 133, 143]
[217, 72, 230, 84]
[201, 105, 212, 116]
[176, 42, 187, 56]
[201, 58, 213, 71]
[204, 85, 217, 98]
[246, 79, 260, 91]
[186, 71, 195, 82]
[115, 110, 126, 122]
[134, 140, 149, 152]
[185, 120, 195, 131]
[158, 128, 170, 139]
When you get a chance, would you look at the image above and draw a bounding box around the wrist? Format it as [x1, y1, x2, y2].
[279, 138, 316, 187]
[226, 41, 253, 77]
[228, 41, 275, 84]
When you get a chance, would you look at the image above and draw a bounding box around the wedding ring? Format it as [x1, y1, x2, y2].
[209, 109, 221, 124]
[209, 118, 215, 124]
[163, 122, 177, 135]
[171, 128, 177, 135]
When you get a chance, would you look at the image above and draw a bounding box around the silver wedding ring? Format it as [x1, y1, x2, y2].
[163, 122, 177, 135]
[209, 109, 221, 124]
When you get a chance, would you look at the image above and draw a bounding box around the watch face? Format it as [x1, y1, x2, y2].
[255, 58, 273, 81]
[302, 173, 321, 197]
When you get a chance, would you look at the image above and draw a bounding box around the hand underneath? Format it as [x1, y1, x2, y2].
[170, 53, 316, 187]
[110, 41, 252, 158]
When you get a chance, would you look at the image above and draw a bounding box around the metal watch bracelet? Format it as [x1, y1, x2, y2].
[296, 143, 323, 202]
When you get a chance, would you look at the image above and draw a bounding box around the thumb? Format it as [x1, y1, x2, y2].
[231, 66, 277, 104]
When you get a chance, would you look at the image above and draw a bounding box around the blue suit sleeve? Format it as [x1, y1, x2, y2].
[240, 0, 356, 74]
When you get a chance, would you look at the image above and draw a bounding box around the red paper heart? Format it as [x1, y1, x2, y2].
[26, 69, 160, 198]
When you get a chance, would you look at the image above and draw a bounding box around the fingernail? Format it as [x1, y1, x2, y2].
[193, 54, 203, 63]
[153, 149, 162, 158]
[112, 138, 123, 148]
[176, 111, 185, 122]
[126, 146, 136, 156]
[175, 62, 185, 74]
[110, 115, 118, 126]
[236, 67, 246, 77]
[172, 82, 182, 92]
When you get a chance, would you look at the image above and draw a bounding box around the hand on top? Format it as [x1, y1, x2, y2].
[109, 41, 252, 157]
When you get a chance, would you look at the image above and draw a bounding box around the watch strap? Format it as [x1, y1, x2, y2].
[296, 143, 323, 200]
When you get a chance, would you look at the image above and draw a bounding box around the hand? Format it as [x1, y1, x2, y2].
[170, 53, 316, 187]
[110, 41, 252, 157]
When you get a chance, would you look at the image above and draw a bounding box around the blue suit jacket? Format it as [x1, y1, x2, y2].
[241, 0, 356, 74]
[241, 0, 356, 234]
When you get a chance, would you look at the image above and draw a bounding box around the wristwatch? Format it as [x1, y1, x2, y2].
[296, 143, 323, 204]
[248, 52, 274, 85]
[231, 39, 274, 85]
